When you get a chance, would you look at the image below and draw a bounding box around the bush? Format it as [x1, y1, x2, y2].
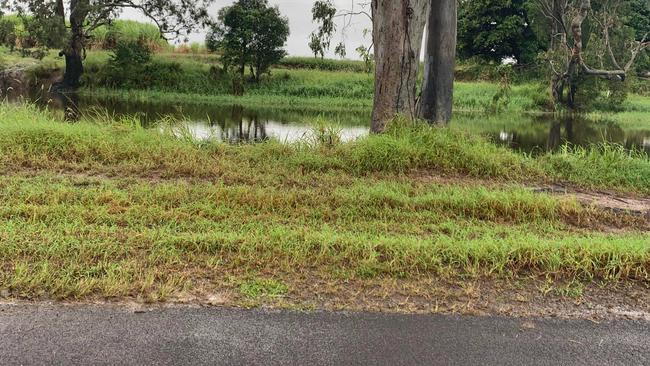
[0, 18, 17, 50]
[571, 73, 630, 112]
[103, 39, 153, 88]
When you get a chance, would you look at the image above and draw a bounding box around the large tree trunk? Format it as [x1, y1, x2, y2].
[62, 37, 84, 89]
[60, 0, 86, 90]
[418, 0, 457, 124]
[370, 0, 429, 133]
[55, 0, 65, 19]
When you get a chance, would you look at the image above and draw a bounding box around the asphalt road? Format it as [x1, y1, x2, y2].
[0, 304, 648, 366]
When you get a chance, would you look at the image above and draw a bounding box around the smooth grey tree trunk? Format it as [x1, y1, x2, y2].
[370, 0, 429, 133]
[418, 0, 457, 124]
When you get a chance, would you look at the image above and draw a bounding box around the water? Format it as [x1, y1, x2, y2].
[25, 92, 650, 155]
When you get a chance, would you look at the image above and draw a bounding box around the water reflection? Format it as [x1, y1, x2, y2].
[49, 92, 81, 121]
[452, 113, 649, 155]
[16, 90, 650, 154]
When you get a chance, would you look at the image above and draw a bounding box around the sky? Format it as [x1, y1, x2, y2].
[122, 0, 373, 59]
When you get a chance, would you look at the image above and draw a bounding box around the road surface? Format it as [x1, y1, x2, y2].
[0, 304, 648, 365]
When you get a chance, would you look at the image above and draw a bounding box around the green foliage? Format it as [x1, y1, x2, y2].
[98, 39, 186, 90]
[0, 18, 17, 50]
[625, 0, 650, 42]
[309, 0, 337, 59]
[207, 0, 289, 82]
[356, 44, 374, 74]
[334, 42, 346, 59]
[277, 56, 367, 72]
[12, 2, 67, 50]
[485, 65, 513, 113]
[624, 0, 650, 74]
[0, 12, 66, 52]
[569, 72, 631, 112]
[457, 0, 544, 64]
[104, 39, 152, 88]
[239, 278, 288, 299]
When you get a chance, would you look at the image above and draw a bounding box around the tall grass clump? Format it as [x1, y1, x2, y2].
[89, 20, 170, 51]
[339, 117, 534, 179]
[539, 144, 650, 194]
[0, 104, 219, 176]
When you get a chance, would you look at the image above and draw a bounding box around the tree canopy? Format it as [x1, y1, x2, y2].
[457, 0, 544, 64]
[207, 0, 289, 82]
[3, 0, 213, 88]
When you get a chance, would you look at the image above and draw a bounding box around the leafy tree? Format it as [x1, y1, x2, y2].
[16, 1, 67, 50]
[457, 0, 544, 64]
[533, 0, 649, 110]
[624, 0, 650, 74]
[4, 0, 213, 90]
[208, 0, 289, 83]
[309, 0, 336, 59]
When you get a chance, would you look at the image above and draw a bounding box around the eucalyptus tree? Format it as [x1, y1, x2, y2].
[5, 0, 213, 90]
[317, 1, 458, 131]
[418, 0, 458, 124]
[534, 0, 649, 109]
[369, 0, 429, 132]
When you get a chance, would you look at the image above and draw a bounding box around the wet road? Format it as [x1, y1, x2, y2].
[0, 304, 648, 365]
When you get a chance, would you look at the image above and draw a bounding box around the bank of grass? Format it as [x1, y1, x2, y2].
[277, 56, 369, 73]
[0, 104, 648, 192]
[81, 89, 373, 113]
[0, 104, 648, 301]
[7, 49, 650, 116]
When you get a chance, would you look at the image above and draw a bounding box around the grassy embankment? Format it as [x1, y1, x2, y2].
[5, 41, 649, 127]
[6, 48, 557, 113]
[80, 53, 551, 113]
[13, 49, 646, 125]
[0, 104, 648, 304]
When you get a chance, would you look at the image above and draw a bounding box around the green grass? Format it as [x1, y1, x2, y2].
[89, 20, 170, 51]
[0, 104, 648, 302]
[80, 88, 373, 113]
[4, 47, 650, 118]
[0, 104, 647, 193]
[239, 279, 288, 299]
[277, 56, 370, 73]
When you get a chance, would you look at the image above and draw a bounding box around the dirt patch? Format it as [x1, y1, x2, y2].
[534, 185, 650, 217]
[3, 276, 648, 321]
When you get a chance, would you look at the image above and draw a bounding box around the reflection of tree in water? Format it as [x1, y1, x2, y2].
[469, 113, 633, 154]
[48, 92, 81, 122]
[544, 115, 627, 152]
[545, 118, 571, 151]
[63, 93, 80, 122]
[219, 105, 268, 143]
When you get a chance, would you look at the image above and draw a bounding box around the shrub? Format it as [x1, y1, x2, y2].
[0, 18, 17, 50]
[103, 39, 152, 88]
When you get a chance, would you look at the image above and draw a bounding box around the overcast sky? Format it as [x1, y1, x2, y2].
[122, 0, 373, 59]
